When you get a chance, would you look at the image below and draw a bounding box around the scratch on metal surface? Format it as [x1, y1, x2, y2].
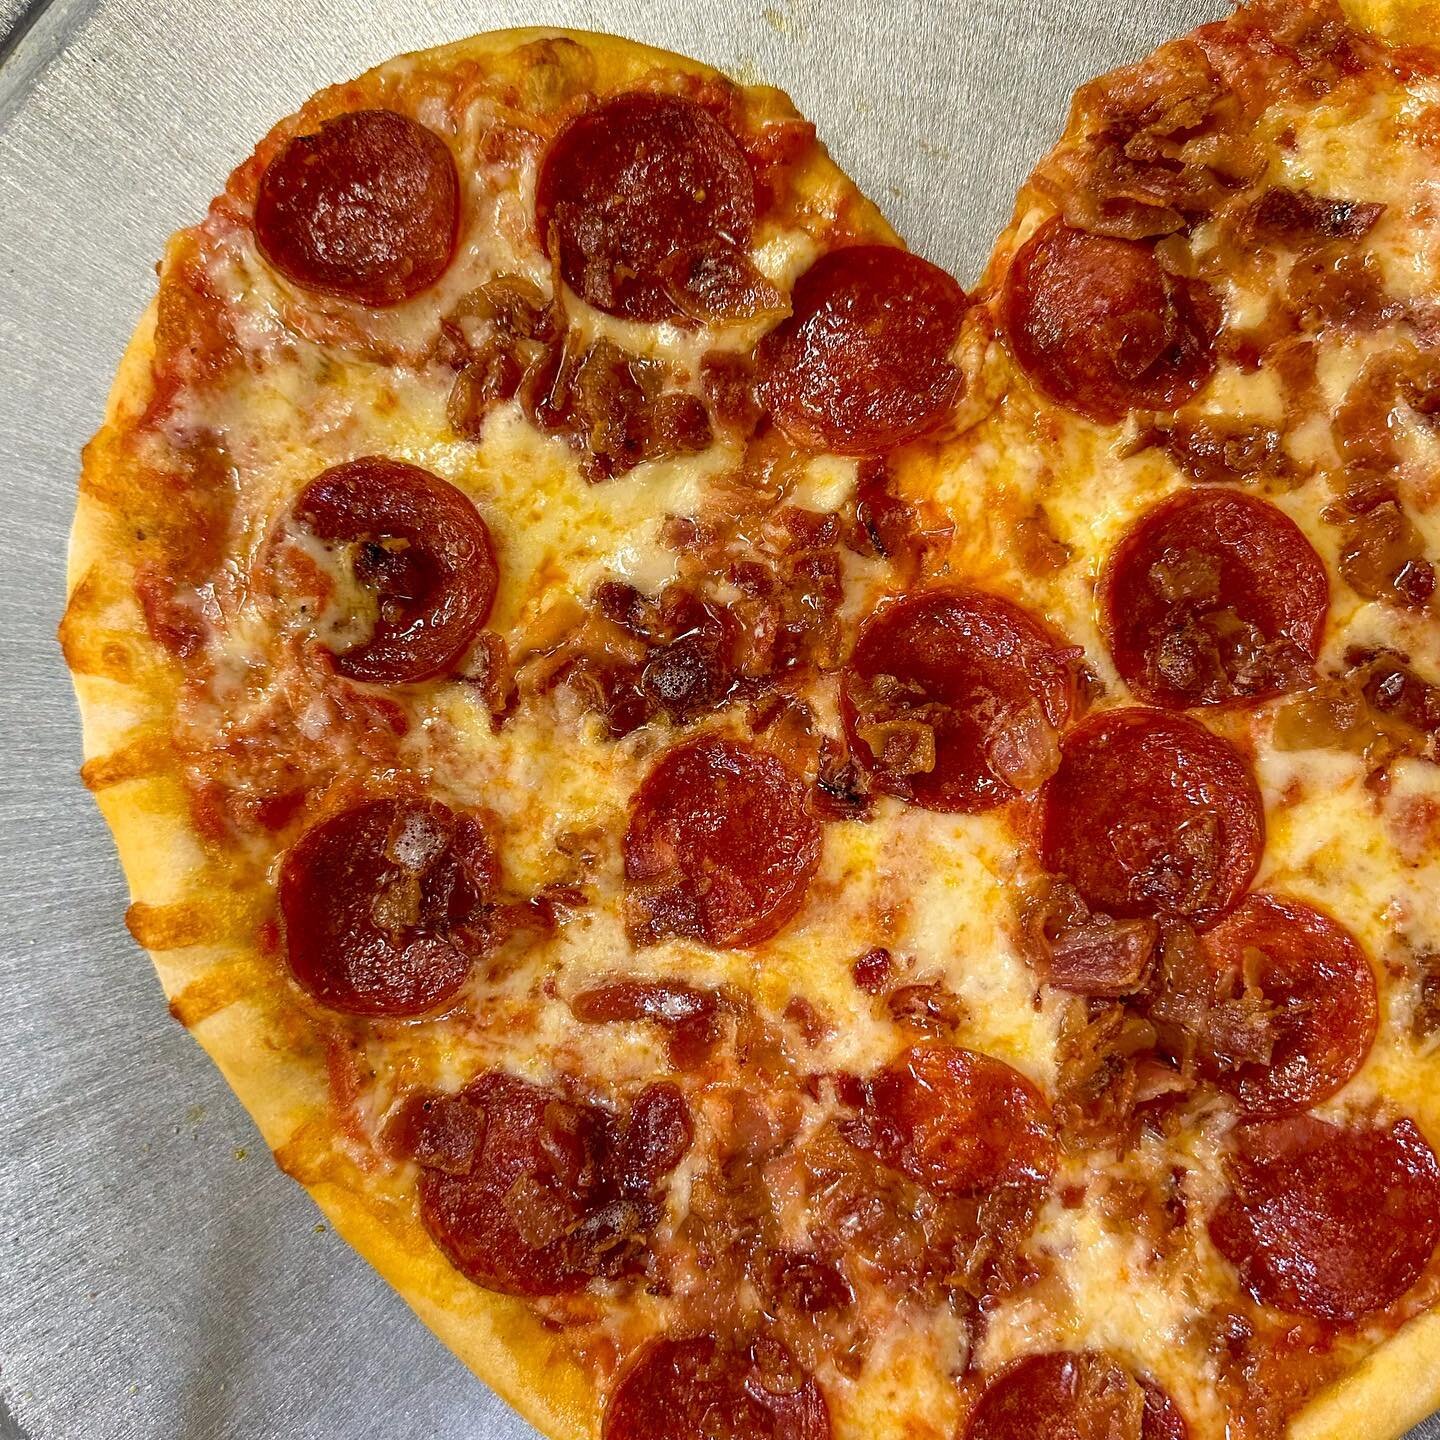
[0, 1388, 31, 1440]
[0, 0, 102, 128]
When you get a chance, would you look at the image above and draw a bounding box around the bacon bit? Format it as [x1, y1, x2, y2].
[1333, 495, 1435, 608]
[447, 345, 524, 436]
[1023, 878, 1158, 998]
[386, 1090, 486, 1176]
[749, 692, 823, 782]
[886, 982, 969, 1038]
[845, 461, 952, 583]
[529, 580, 740, 737]
[504, 1171, 573, 1248]
[1241, 0, 1374, 92]
[1152, 605, 1314, 706]
[1239, 186, 1384, 245]
[1049, 918, 1159, 998]
[1412, 951, 1440, 1041]
[1332, 357, 1403, 475]
[1152, 417, 1293, 486]
[853, 948, 893, 995]
[1286, 243, 1399, 332]
[784, 996, 829, 1046]
[814, 736, 873, 822]
[1146, 919, 1213, 1070]
[851, 673, 942, 776]
[1205, 974, 1278, 1069]
[1054, 1001, 1157, 1141]
[570, 980, 724, 1067]
[1356, 649, 1440, 742]
[766, 1251, 854, 1315]
[438, 290, 715, 481]
[700, 351, 761, 435]
[453, 631, 516, 727]
[985, 700, 1062, 793]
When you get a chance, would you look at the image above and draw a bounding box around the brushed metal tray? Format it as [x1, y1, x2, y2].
[1, 0, 1435, 1436]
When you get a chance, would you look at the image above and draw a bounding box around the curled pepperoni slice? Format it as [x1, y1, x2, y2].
[294, 457, 498, 685]
[966, 1352, 1186, 1440]
[279, 797, 498, 1016]
[1201, 894, 1377, 1116]
[841, 588, 1077, 813]
[1040, 709, 1263, 926]
[624, 735, 821, 949]
[1102, 490, 1329, 709]
[536, 92, 758, 323]
[1002, 218, 1219, 424]
[255, 110, 460, 306]
[843, 1045, 1055, 1194]
[414, 1072, 691, 1297]
[758, 246, 968, 455]
[1210, 1115, 1440, 1321]
[604, 1335, 830, 1440]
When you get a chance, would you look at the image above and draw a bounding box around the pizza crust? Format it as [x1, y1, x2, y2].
[62, 15, 1440, 1440]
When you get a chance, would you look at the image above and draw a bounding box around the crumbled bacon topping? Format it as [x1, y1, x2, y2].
[438, 274, 715, 480]
[1239, 186, 1384, 245]
[1023, 878, 1158, 998]
[1329, 491, 1435, 609]
[1035, 37, 1259, 239]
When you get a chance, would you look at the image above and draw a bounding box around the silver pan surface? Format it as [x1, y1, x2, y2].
[0, 1, 1434, 1436]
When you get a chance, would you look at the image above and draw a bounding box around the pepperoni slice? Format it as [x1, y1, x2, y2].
[966, 1352, 1186, 1440]
[1201, 894, 1377, 1116]
[1210, 1115, 1440, 1321]
[1040, 709, 1263, 926]
[294, 457, 498, 685]
[1002, 218, 1219, 424]
[758, 245, 968, 455]
[415, 1072, 691, 1297]
[536, 92, 758, 323]
[1101, 490, 1329, 708]
[604, 1336, 830, 1440]
[843, 1045, 1055, 1194]
[841, 588, 1077, 813]
[624, 735, 821, 948]
[279, 797, 498, 1016]
[255, 110, 460, 306]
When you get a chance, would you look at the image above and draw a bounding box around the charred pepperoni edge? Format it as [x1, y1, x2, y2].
[1001, 218, 1219, 425]
[1200, 893, 1377, 1116]
[534, 91, 758, 323]
[758, 244, 969, 455]
[413, 1072, 692, 1298]
[603, 1335, 831, 1440]
[292, 456, 498, 685]
[965, 1351, 1186, 1440]
[254, 109, 461, 306]
[843, 1045, 1057, 1195]
[1209, 1116, 1440, 1323]
[840, 587, 1077, 814]
[278, 796, 498, 1017]
[623, 734, 822, 949]
[1099, 489, 1329, 709]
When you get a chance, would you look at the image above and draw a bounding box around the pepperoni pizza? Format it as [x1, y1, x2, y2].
[61, 6, 1440, 1440]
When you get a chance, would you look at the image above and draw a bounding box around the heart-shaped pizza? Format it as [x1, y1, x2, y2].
[61, 3, 1440, 1438]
